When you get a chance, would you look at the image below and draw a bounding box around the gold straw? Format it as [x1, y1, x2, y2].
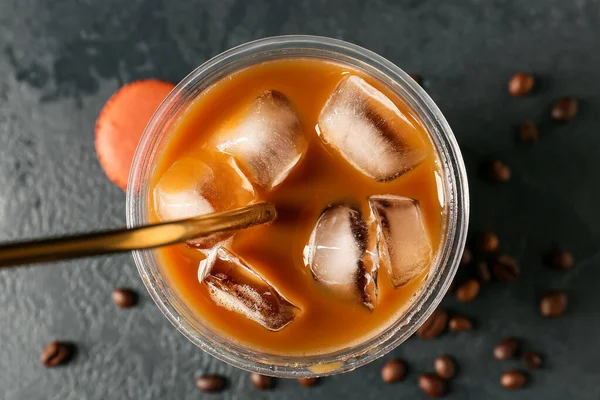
[0, 202, 276, 269]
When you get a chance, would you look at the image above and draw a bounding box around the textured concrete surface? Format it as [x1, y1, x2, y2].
[1, 0, 600, 398]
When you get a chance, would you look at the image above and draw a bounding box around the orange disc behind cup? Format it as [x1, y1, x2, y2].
[96, 79, 175, 190]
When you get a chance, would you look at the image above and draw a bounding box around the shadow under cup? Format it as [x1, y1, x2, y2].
[126, 35, 469, 378]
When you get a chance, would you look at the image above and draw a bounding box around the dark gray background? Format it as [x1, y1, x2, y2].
[1, 0, 599, 399]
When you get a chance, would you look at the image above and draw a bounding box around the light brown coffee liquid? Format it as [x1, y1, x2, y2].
[148, 59, 443, 355]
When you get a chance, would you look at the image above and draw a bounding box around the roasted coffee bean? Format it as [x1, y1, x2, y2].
[494, 338, 519, 360]
[40, 341, 73, 368]
[434, 355, 456, 380]
[501, 370, 527, 389]
[449, 316, 472, 332]
[492, 255, 520, 282]
[522, 351, 543, 370]
[540, 291, 568, 317]
[460, 247, 473, 266]
[456, 279, 480, 303]
[477, 232, 499, 253]
[519, 121, 539, 142]
[409, 73, 423, 85]
[551, 97, 578, 121]
[475, 260, 492, 282]
[417, 308, 448, 340]
[250, 373, 273, 390]
[486, 160, 511, 182]
[381, 359, 407, 383]
[419, 373, 446, 397]
[508, 73, 534, 96]
[545, 249, 574, 270]
[112, 288, 138, 308]
[196, 374, 227, 393]
[298, 377, 319, 388]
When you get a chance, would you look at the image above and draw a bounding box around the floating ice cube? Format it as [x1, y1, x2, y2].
[369, 195, 432, 287]
[198, 247, 300, 331]
[303, 205, 378, 309]
[153, 151, 255, 248]
[215, 90, 307, 190]
[317, 75, 427, 181]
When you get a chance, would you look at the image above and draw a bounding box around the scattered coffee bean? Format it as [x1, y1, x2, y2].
[501, 370, 527, 389]
[409, 73, 423, 85]
[475, 260, 492, 282]
[417, 308, 448, 340]
[540, 291, 568, 317]
[434, 355, 456, 380]
[519, 121, 539, 142]
[545, 249, 574, 270]
[508, 73, 534, 96]
[40, 341, 73, 368]
[492, 255, 520, 282]
[477, 232, 499, 253]
[112, 288, 138, 308]
[485, 160, 511, 183]
[522, 351, 543, 370]
[381, 359, 407, 383]
[298, 377, 319, 387]
[196, 374, 227, 393]
[551, 97, 578, 121]
[449, 316, 472, 332]
[494, 338, 519, 360]
[460, 247, 473, 266]
[419, 373, 446, 398]
[456, 279, 480, 303]
[250, 373, 273, 389]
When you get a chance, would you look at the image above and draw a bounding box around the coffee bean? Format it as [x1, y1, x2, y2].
[477, 232, 499, 253]
[40, 341, 73, 368]
[540, 291, 567, 317]
[494, 338, 519, 360]
[508, 73, 534, 96]
[449, 316, 472, 332]
[522, 351, 543, 370]
[112, 288, 138, 308]
[409, 73, 423, 85]
[485, 160, 511, 183]
[519, 121, 539, 142]
[501, 370, 527, 389]
[545, 249, 574, 270]
[492, 255, 520, 282]
[551, 97, 578, 121]
[298, 377, 319, 388]
[460, 247, 473, 266]
[434, 355, 456, 380]
[381, 359, 407, 383]
[417, 308, 448, 340]
[419, 373, 446, 397]
[475, 260, 492, 282]
[250, 373, 273, 389]
[456, 279, 480, 303]
[196, 374, 227, 393]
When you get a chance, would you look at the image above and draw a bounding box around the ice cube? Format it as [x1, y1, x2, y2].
[317, 75, 427, 181]
[154, 151, 255, 248]
[198, 247, 300, 331]
[303, 205, 378, 309]
[215, 90, 307, 190]
[368, 195, 432, 287]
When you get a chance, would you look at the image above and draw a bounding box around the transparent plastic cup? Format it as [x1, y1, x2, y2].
[126, 35, 469, 378]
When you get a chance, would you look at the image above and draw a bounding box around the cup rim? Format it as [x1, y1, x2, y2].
[126, 35, 469, 377]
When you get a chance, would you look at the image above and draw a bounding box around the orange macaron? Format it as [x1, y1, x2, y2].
[96, 79, 175, 190]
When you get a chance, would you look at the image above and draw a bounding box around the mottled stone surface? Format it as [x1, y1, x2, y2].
[1, 1, 599, 398]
